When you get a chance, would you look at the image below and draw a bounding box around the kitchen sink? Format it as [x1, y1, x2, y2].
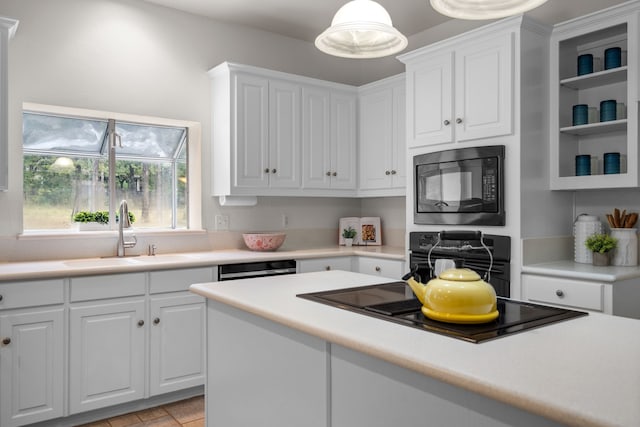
[130, 254, 192, 264]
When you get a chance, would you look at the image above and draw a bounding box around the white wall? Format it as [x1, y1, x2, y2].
[0, 0, 408, 260]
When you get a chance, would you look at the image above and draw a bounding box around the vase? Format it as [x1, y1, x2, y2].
[76, 222, 108, 231]
[344, 238, 353, 247]
[592, 251, 610, 266]
[610, 228, 638, 266]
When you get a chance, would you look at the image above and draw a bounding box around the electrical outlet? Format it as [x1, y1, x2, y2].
[215, 214, 229, 231]
[282, 214, 289, 228]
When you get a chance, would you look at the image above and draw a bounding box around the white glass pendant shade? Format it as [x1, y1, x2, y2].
[315, 0, 408, 59]
[430, 0, 548, 20]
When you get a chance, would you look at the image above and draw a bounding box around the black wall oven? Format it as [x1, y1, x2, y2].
[414, 145, 505, 226]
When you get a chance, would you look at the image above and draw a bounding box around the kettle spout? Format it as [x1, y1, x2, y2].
[406, 277, 426, 305]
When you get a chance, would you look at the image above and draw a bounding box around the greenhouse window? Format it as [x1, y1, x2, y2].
[23, 110, 189, 231]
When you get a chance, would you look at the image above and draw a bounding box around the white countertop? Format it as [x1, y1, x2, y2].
[0, 246, 405, 281]
[190, 270, 640, 427]
[522, 259, 640, 282]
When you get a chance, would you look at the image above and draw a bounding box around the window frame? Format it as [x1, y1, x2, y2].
[21, 102, 202, 234]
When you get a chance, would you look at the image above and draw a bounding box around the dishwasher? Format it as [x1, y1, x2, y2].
[218, 259, 297, 281]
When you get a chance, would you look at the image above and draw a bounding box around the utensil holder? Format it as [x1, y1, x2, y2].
[610, 228, 638, 266]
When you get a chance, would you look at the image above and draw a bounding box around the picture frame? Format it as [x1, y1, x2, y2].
[338, 217, 381, 246]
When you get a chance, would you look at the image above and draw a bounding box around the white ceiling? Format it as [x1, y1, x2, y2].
[140, 0, 630, 42]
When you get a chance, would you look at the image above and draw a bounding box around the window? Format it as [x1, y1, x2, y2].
[23, 108, 191, 231]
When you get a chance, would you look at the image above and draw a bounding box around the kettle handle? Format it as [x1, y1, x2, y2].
[428, 231, 493, 282]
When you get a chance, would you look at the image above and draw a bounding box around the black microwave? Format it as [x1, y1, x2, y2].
[413, 145, 505, 226]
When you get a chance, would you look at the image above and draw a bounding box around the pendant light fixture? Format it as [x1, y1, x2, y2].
[430, 0, 548, 20]
[315, 0, 408, 59]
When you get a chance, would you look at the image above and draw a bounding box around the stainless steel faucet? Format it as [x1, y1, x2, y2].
[117, 200, 137, 257]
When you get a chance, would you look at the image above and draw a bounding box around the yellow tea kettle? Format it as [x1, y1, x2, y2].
[404, 231, 499, 324]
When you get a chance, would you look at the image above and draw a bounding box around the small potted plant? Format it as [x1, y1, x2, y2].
[342, 226, 357, 247]
[73, 210, 135, 230]
[585, 233, 617, 266]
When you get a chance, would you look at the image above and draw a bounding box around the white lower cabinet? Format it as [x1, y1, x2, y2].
[0, 279, 65, 427]
[149, 293, 205, 396]
[69, 297, 146, 414]
[522, 273, 640, 319]
[356, 257, 405, 280]
[0, 307, 64, 427]
[297, 257, 353, 273]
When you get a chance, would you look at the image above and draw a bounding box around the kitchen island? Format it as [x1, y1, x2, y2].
[190, 270, 640, 427]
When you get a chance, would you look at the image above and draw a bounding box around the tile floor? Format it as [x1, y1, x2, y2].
[77, 395, 204, 427]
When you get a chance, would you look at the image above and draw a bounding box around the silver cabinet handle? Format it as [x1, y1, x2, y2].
[264, 168, 270, 173]
[2, 337, 10, 345]
[271, 169, 276, 174]
[391, 170, 397, 175]
[332, 172, 337, 177]
[326, 171, 331, 176]
[0, 294, 3, 302]
[153, 318, 160, 325]
[385, 170, 391, 175]
[555, 290, 564, 297]
[443, 119, 450, 126]
[137, 320, 145, 327]
[375, 266, 381, 272]
[456, 118, 463, 124]
[325, 266, 331, 271]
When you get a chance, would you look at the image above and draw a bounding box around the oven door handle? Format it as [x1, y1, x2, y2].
[438, 230, 482, 241]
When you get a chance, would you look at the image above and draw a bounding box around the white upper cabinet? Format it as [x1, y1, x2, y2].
[401, 27, 513, 149]
[209, 62, 356, 197]
[550, 2, 639, 190]
[210, 65, 302, 196]
[0, 17, 18, 192]
[358, 74, 406, 195]
[302, 86, 357, 191]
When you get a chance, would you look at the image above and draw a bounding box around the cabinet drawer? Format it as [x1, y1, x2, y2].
[70, 273, 146, 302]
[297, 257, 353, 273]
[150, 267, 215, 294]
[357, 258, 405, 280]
[522, 275, 603, 311]
[0, 279, 64, 309]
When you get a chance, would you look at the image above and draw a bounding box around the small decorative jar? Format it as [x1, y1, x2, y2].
[575, 155, 591, 176]
[600, 99, 617, 122]
[604, 47, 622, 70]
[610, 228, 638, 266]
[577, 54, 594, 75]
[572, 104, 589, 126]
[574, 215, 602, 264]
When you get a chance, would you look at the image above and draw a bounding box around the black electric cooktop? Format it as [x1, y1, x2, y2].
[297, 282, 588, 343]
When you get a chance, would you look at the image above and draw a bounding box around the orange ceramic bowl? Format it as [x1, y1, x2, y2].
[242, 233, 286, 251]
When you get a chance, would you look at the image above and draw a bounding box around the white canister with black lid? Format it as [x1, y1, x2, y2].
[574, 214, 602, 263]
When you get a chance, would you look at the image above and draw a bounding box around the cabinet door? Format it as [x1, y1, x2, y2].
[455, 32, 513, 142]
[150, 293, 205, 396]
[69, 299, 146, 414]
[406, 52, 453, 148]
[331, 92, 357, 190]
[269, 79, 301, 189]
[391, 83, 406, 189]
[235, 73, 269, 189]
[359, 88, 393, 190]
[302, 85, 332, 189]
[0, 308, 64, 427]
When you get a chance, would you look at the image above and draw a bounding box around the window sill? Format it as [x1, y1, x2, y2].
[18, 228, 207, 240]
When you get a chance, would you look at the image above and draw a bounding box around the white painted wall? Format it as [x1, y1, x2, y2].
[0, 0, 406, 260]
